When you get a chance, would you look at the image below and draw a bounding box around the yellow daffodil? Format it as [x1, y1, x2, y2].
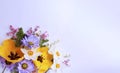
[33, 47, 53, 73]
[0, 39, 24, 63]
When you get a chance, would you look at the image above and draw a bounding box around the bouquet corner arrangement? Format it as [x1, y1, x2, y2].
[0, 25, 70, 73]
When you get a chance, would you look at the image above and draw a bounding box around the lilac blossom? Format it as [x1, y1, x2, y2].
[40, 31, 48, 40]
[26, 27, 33, 36]
[6, 25, 18, 38]
[26, 26, 40, 36]
[62, 59, 70, 66]
[33, 26, 39, 34]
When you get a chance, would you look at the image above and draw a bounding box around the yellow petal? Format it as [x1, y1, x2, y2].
[0, 39, 24, 63]
[33, 47, 53, 73]
[36, 60, 53, 73]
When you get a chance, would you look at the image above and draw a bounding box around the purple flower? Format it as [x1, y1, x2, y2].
[22, 35, 40, 48]
[18, 59, 35, 73]
[0, 57, 15, 71]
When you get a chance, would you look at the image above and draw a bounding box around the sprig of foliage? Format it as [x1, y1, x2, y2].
[40, 39, 49, 47]
[15, 28, 24, 47]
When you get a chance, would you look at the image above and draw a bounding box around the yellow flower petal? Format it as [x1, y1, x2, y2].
[0, 39, 24, 63]
[33, 47, 53, 73]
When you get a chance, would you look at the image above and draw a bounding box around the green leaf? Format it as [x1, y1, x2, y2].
[15, 28, 24, 47]
[40, 39, 49, 47]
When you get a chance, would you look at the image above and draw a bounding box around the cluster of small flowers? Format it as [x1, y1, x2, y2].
[0, 25, 70, 73]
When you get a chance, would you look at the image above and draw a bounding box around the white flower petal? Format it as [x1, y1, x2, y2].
[21, 49, 27, 54]
[31, 56, 37, 60]
[24, 55, 31, 60]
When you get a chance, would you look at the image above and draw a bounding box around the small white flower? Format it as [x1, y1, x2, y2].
[49, 47, 63, 71]
[21, 47, 41, 60]
[48, 45, 63, 59]
[49, 46, 70, 72]
[51, 59, 61, 70]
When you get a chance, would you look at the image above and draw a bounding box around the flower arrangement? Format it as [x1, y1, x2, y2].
[0, 25, 70, 73]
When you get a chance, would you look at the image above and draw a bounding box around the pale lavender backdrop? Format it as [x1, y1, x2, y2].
[0, 0, 120, 73]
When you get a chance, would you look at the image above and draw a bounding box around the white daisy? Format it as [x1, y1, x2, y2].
[51, 59, 61, 70]
[49, 47, 63, 71]
[21, 47, 41, 60]
[48, 46, 70, 72]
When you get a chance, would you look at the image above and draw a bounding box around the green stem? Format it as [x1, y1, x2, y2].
[2, 66, 6, 73]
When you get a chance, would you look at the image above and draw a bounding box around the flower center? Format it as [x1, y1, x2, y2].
[8, 52, 20, 60]
[28, 42, 34, 45]
[22, 63, 28, 69]
[56, 51, 60, 56]
[56, 63, 60, 69]
[27, 50, 33, 56]
[37, 56, 44, 63]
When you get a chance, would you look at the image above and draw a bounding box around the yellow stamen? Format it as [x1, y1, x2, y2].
[22, 63, 28, 69]
[56, 51, 60, 56]
[28, 42, 34, 45]
[27, 50, 33, 56]
[56, 64, 60, 68]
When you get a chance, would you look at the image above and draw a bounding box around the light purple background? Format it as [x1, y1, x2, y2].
[0, 0, 120, 73]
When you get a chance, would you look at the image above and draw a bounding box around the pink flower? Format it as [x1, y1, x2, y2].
[62, 59, 70, 66]
[6, 25, 18, 38]
[26, 26, 40, 36]
[40, 31, 48, 40]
